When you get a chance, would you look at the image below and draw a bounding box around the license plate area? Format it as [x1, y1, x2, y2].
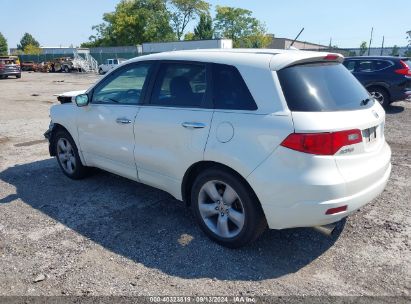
[362, 126, 377, 143]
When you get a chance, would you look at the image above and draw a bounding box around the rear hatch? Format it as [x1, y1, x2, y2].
[277, 60, 391, 196]
[0, 59, 20, 73]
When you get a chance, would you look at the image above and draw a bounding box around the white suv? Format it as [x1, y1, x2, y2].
[45, 49, 391, 248]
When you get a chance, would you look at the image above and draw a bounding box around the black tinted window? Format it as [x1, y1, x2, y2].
[343, 60, 356, 72]
[150, 62, 207, 107]
[374, 60, 392, 70]
[358, 60, 373, 72]
[212, 64, 257, 110]
[278, 62, 372, 112]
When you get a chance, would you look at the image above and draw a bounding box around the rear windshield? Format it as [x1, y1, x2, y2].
[277, 62, 372, 111]
[0, 59, 17, 64]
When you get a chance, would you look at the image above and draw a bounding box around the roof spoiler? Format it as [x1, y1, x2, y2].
[270, 52, 344, 71]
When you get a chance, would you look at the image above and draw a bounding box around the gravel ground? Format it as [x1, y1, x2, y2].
[0, 72, 410, 297]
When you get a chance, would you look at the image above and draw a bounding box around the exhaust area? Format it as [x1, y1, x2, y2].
[312, 223, 337, 236]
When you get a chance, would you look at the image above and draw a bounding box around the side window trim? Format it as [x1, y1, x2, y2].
[143, 60, 213, 109]
[90, 61, 154, 106]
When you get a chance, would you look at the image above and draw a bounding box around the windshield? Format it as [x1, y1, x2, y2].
[277, 62, 373, 112]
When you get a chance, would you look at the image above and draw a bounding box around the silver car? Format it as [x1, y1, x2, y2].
[0, 58, 21, 79]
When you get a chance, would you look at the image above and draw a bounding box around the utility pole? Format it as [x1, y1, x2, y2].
[368, 27, 373, 56]
[380, 36, 385, 56]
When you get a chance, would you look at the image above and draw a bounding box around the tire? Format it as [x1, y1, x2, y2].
[64, 66, 70, 73]
[16, 74, 21, 79]
[191, 168, 267, 248]
[368, 86, 390, 108]
[53, 130, 88, 179]
[99, 68, 104, 75]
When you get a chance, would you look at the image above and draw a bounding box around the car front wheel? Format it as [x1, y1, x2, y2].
[191, 168, 267, 248]
[54, 130, 88, 179]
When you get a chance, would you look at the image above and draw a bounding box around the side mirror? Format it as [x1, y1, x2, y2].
[75, 94, 89, 107]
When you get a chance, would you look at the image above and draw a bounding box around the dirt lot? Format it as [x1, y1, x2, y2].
[0, 72, 410, 297]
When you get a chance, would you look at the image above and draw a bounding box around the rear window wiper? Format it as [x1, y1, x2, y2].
[360, 98, 371, 106]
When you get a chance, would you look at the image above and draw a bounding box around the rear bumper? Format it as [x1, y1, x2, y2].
[0, 71, 21, 76]
[258, 163, 390, 229]
[247, 145, 391, 230]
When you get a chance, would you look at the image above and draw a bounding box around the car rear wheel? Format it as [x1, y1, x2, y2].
[54, 130, 88, 179]
[16, 74, 21, 79]
[369, 86, 389, 108]
[191, 168, 267, 248]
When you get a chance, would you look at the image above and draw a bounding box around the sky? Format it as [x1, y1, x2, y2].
[1, 0, 410, 50]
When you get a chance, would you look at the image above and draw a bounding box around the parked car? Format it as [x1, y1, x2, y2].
[98, 58, 127, 74]
[21, 61, 36, 71]
[45, 49, 391, 248]
[343, 56, 411, 107]
[0, 57, 21, 79]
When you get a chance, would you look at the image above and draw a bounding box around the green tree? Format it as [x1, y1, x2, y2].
[17, 33, 40, 50]
[404, 49, 411, 57]
[82, 0, 175, 47]
[214, 6, 271, 48]
[406, 30, 411, 46]
[359, 41, 368, 56]
[0, 32, 8, 55]
[184, 32, 195, 40]
[193, 13, 213, 40]
[348, 50, 357, 57]
[168, 0, 210, 40]
[390, 45, 399, 56]
[23, 44, 41, 55]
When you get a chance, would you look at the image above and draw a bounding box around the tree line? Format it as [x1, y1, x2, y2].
[0, 32, 41, 56]
[80, 0, 272, 48]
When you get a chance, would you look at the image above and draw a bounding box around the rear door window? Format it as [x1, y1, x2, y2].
[150, 62, 207, 108]
[358, 61, 374, 72]
[212, 64, 257, 110]
[277, 62, 372, 112]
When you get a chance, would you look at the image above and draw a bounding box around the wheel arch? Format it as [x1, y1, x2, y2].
[50, 123, 86, 165]
[181, 161, 262, 209]
[366, 84, 391, 104]
[365, 83, 391, 97]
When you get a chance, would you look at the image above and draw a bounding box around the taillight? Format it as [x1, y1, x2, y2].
[395, 60, 411, 76]
[280, 129, 362, 155]
[0, 64, 4, 70]
[323, 54, 340, 61]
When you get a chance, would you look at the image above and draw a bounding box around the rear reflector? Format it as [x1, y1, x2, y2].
[395, 60, 411, 76]
[325, 205, 347, 215]
[280, 129, 362, 155]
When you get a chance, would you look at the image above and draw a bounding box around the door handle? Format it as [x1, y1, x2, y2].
[116, 117, 132, 124]
[181, 122, 207, 129]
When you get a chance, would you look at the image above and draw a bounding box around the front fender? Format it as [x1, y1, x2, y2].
[45, 104, 87, 166]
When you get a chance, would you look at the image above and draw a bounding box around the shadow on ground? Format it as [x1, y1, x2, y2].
[0, 159, 343, 281]
[385, 103, 405, 114]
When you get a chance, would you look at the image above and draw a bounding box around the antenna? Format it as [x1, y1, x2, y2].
[289, 28, 305, 49]
[368, 27, 373, 56]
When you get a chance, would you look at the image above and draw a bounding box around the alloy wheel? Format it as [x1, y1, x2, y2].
[198, 180, 245, 239]
[371, 91, 384, 105]
[56, 138, 76, 174]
